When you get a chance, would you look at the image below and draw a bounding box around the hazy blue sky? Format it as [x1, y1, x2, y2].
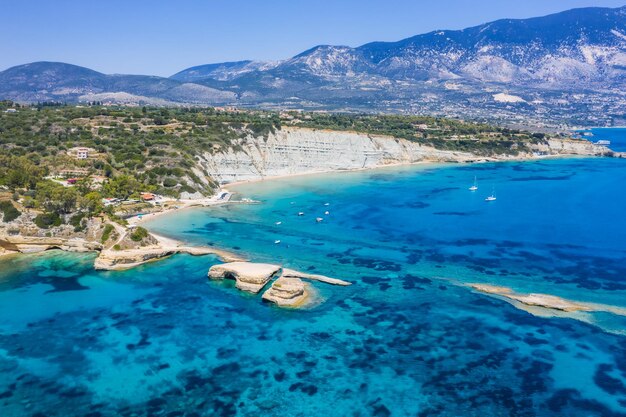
[2, 0, 625, 76]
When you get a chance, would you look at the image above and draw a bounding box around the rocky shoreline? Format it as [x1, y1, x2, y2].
[0, 212, 243, 271]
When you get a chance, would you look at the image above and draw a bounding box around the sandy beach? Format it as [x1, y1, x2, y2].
[126, 194, 235, 226]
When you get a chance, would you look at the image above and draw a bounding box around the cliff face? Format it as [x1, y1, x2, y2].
[195, 127, 609, 184]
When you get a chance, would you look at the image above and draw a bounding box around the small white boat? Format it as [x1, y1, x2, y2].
[485, 187, 497, 202]
[316, 217, 324, 223]
[324, 203, 330, 206]
[275, 221, 282, 225]
[469, 176, 478, 192]
[298, 212, 304, 216]
[274, 240, 281, 244]
[324, 211, 330, 215]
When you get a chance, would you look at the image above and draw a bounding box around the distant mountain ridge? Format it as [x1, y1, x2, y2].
[1, 5, 626, 126]
[0, 61, 235, 105]
[207, 5, 626, 88]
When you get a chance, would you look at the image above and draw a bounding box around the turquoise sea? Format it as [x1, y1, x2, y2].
[2, 133, 626, 416]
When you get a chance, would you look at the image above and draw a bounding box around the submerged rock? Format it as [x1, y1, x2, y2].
[262, 276, 309, 307]
[208, 262, 280, 293]
[468, 283, 591, 312]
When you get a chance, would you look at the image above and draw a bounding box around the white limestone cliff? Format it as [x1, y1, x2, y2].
[195, 127, 609, 184]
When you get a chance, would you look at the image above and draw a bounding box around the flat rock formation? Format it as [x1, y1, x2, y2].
[282, 268, 351, 286]
[94, 248, 176, 270]
[95, 244, 243, 271]
[262, 276, 309, 307]
[208, 262, 281, 293]
[469, 283, 605, 313]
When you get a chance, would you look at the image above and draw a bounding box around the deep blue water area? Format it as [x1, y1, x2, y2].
[580, 128, 626, 152]
[2, 135, 626, 416]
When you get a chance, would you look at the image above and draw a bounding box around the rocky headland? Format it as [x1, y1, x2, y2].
[0, 210, 240, 270]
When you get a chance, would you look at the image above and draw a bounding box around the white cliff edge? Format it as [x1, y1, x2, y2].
[195, 127, 610, 184]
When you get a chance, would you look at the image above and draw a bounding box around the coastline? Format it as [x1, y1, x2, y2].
[221, 159, 443, 189]
[221, 150, 612, 191]
[0, 148, 613, 272]
[126, 196, 233, 226]
[2, 148, 625, 323]
[94, 232, 245, 271]
[140, 152, 600, 227]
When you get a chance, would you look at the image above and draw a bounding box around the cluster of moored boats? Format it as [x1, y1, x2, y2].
[274, 202, 331, 244]
[469, 176, 497, 202]
[273, 179, 494, 246]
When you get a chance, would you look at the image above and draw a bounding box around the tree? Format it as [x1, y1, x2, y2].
[80, 191, 103, 215]
[35, 180, 78, 214]
[102, 175, 142, 200]
[130, 226, 149, 242]
[0, 155, 46, 190]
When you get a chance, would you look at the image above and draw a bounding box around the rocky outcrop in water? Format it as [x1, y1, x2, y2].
[208, 262, 281, 293]
[207, 262, 350, 307]
[262, 276, 309, 307]
[282, 268, 352, 286]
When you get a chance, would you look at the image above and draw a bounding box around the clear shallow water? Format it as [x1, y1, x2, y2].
[2, 145, 626, 416]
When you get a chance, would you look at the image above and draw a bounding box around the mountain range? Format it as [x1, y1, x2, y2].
[1, 5, 626, 126]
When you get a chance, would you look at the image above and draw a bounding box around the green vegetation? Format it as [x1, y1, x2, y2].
[69, 212, 87, 232]
[0, 100, 280, 201]
[291, 112, 546, 156]
[0, 201, 21, 222]
[101, 224, 114, 244]
[0, 155, 47, 190]
[0, 100, 551, 228]
[129, 226, 149, 242]
[34, 212, 62, 229]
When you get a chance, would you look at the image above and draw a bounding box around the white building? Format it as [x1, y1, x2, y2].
[69, 147, 93, 159]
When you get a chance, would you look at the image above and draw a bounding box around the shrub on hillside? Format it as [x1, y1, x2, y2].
[34, 212, 62, 229]
[0, 201, 21, 222]
[162, 178, 178, 188]
[130, 226, 148, 242]
[69, 212, 87, 232]
[101, 224, 114, 243]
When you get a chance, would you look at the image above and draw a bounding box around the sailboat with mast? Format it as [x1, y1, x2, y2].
[469, 176, 478, 191]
